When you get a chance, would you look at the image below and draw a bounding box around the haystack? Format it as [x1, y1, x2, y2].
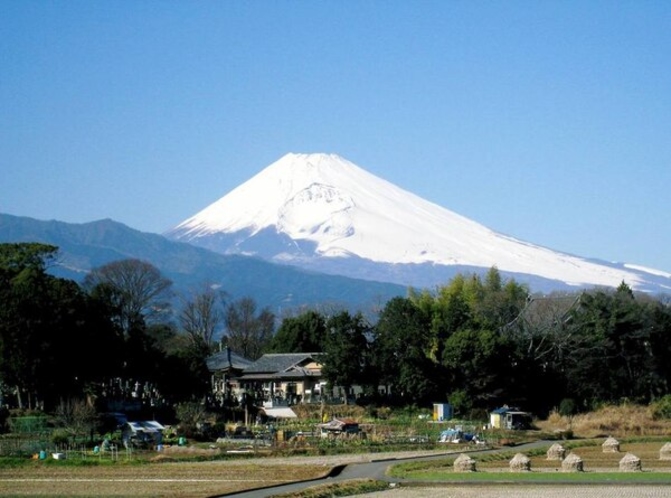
[453, 453, 476, 472]
[619, 452, 642, 472]
[509, 452, 531, 472]
[602, 436, 620, 453]
[660, 442, 671, 460]
[562, 452, 584, 472]
[546, 443, 566, 460]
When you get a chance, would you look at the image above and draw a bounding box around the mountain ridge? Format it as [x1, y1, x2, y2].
[0, 213, 408, 316]
[166, 152, 671, 295]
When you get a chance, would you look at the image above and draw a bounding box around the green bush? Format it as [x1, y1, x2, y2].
[51, 429, 70, 446]
[559, 398, 577, 417]
[448, 390, 472, 417]
[651, 395, 671, 420]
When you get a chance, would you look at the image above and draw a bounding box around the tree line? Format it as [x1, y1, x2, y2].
[1, 242, 670, 419]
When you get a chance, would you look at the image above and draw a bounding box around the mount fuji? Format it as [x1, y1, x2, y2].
[165, 153, 671, 295]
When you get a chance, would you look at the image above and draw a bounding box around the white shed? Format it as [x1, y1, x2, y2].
[122, 420, 165, 449]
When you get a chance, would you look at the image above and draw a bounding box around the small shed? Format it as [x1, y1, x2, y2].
[318, 418, 360, 438]
[489, 406, 531, 430]
[433, 403, 453, 422]
[122, 421, 165, 449]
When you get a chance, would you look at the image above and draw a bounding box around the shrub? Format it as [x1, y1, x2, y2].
[448, 390, 471, 417]
[559, 398, 577, 417]
[651, 395, 671, 420]
[51, 429, 70, 446]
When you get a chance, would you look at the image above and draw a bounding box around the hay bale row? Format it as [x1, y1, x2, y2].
[561, 451, 643, 472]
[453, 441, 663, 474]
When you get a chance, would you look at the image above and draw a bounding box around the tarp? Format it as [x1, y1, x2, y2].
[262, 407, 297, 419]
[126, 421, 165, 433]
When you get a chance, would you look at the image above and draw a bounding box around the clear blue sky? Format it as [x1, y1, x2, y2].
[2, 1, 670, 272]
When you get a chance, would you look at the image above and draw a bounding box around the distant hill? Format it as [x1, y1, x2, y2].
[0, 213, 407, 317]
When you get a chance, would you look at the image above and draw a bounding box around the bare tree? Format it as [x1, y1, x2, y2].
[223, 297, 275, 360]
[178, 286, 226, 348]
[503, 292, 582, 362]
[83, 259, 172, 336]
[55, 398, 97, 442]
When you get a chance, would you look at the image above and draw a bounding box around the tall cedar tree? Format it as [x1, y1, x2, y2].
[320, 311, 371, 403]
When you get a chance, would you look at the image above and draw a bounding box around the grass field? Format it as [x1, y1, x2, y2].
[390, 439, 671, 483]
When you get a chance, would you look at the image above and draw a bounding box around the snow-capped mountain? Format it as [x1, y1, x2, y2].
[165, 153, 671, 294]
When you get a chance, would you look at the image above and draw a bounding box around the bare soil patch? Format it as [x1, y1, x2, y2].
[0, 460, 329, 497]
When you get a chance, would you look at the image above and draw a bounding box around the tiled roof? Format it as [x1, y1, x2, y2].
[242, 353, 322, 374]
[491, 406, 526, 415]
[318, 418, 359, 430]
[206, 349, 254, 372]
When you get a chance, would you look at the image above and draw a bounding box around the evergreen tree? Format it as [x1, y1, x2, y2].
[372, 297, 440, 405]
[321, 311, 371, 403]
[267, 310, 326, 353]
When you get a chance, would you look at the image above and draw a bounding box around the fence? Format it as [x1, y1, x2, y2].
[0, 437, 151, 460]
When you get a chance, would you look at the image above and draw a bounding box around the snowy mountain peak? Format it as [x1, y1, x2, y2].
[166, 153, 671, 294]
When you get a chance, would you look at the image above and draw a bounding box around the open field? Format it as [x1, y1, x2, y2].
[0, 459, 330, 497]
[390, 439, 671, 479]
[4, 440, 671, 497]
[0, 446, 449, 498]
[4, 401, 671, 498]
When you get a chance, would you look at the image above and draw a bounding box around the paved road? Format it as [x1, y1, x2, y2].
[210, 440, 554, 498]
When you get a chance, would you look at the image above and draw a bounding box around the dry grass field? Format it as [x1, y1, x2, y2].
[535, 403, 671, 438]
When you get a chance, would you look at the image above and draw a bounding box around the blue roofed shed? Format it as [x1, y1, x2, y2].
[490, 406, 531, 430]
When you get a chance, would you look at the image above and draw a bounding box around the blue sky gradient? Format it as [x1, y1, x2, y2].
[2, 1, 670, 272]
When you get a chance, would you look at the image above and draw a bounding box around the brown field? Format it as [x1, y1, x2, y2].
[0, 459, 330, 497]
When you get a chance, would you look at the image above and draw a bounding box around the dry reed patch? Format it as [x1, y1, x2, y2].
[292, 403, 367, 421]
[536, 404, 671, 438]
[0, 461, 329, 497]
